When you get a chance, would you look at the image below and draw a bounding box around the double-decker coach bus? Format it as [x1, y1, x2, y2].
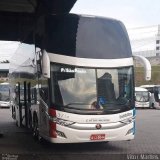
[9, 14, 151, 143]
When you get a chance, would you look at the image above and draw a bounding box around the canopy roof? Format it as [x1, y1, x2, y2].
[0, 0, 77, 43]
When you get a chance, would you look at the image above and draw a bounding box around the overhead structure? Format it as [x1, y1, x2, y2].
[0, 0, 77, 43]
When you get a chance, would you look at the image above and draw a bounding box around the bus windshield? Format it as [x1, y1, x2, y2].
[135, 91, 149, 102]
[0, 84, 10, 102]
[51, 64, 134, 114]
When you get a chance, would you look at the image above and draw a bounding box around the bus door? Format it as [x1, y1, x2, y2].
[154, 87, 160, 109]
[39, 81, 49, 136]
[15, 82, 23, 127]
[27, 82, 31, 128]
[22, 81, 31, 128]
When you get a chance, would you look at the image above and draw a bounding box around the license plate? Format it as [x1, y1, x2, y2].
[90, 134, 105, 140]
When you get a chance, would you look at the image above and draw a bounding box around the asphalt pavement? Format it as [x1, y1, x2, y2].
[0, 108, 160, 160]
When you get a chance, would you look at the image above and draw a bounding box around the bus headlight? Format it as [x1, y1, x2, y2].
[56, 119, 75, 126]
[120, 117, 135, 124]
[49, 116, 75, 126]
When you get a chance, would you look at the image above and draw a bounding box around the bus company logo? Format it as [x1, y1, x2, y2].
[95, 124, 102, 129]
[86, 118, 110, 123]
[61, 68, 75, 73]
[119, 112, 132, 119]
[60, 68, 86, 73]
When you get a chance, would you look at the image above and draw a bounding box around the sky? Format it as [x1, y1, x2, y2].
[71, 0, 160, 29]
[0, 0, 160, 61]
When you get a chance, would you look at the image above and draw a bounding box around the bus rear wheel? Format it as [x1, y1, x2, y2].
[33, 115, 39, 140]
[28, 112, 32, 129]
[12, 107, 16, 120]
[151, 103, 155, 109]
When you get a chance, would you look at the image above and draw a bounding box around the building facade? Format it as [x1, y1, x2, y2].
[156, 25, 160, 57]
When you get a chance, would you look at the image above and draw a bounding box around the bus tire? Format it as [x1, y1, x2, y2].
[33, 114, 39, 140]
[151, 103, 155, 109]
[12, 107, 16, 120]
[29, 112, 32, 130]
[15, 120, 18, 127]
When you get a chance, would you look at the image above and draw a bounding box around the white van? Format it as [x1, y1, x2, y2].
[135, 87, 150, 108]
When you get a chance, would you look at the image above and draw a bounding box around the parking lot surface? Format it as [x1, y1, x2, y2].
[0, 108, 160, 160]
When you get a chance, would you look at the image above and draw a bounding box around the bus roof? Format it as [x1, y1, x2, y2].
[140, 85, 160, 88]
[0, 82, 9, 85]
[135, 87, 149, 92]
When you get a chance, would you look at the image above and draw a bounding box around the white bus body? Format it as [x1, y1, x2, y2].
[140, 85, 160, 109]
[9, 14, 151, 143]
[135, 87, 150, 108]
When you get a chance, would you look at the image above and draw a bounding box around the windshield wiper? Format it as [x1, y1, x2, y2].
[64, 102, 92, 110]
[66, 102, 88, 106]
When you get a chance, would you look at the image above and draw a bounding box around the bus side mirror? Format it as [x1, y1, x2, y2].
[133, 55, 151, 81]
[42, 50, 50, 78]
